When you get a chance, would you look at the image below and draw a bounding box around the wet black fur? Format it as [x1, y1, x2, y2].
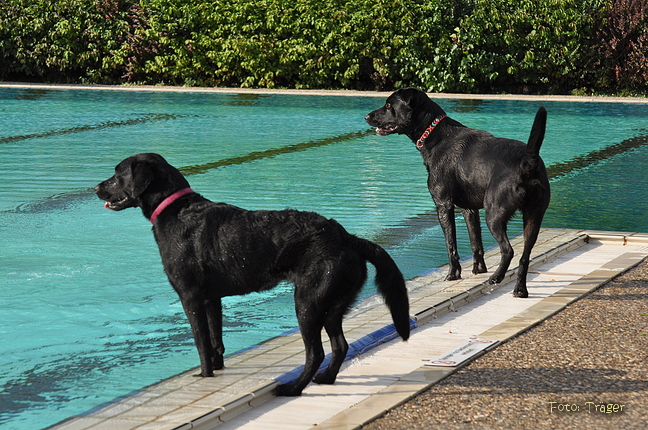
[365, 88, 550, 298]
[94, 153, 410, 396]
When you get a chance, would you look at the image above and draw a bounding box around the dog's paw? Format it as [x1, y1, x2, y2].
[196, 371, 214, 377]
[276, 384, 303, 397]
[472, 262, 488, 274]
[313, 372, 336, 385]
[513, 288, 529, 298]
[444, 272, 461, 281]
[212, 356, 224, 370]
[488, 273, 504, 284]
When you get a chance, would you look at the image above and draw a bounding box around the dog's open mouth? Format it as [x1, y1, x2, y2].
[104, 197, 130, 211]
[376, 125, 398, 136]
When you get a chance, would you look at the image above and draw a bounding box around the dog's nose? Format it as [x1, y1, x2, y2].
[93, 184, 102, 195]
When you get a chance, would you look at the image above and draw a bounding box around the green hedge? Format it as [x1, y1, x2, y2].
[128, 0, 459, 89]
[0, 0, 159, 83]
[439, 0, 606, 93]
[1, 0, 646, 93]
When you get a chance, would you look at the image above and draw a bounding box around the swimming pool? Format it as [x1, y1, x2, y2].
[1, 87, 647, 430]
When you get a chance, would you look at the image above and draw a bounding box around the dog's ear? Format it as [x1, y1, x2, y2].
[394, 88, 419, 107]
[126, 160, 154, 198]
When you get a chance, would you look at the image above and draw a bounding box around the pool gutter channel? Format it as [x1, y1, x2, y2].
[48, 228, 648, 430]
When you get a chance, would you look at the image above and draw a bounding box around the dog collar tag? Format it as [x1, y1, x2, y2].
[150, 188, 194, 224]
[416, 115, 447, 150]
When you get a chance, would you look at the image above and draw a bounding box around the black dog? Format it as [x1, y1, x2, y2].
[94, 153, 410, 396]
[365, 88, 550, 298]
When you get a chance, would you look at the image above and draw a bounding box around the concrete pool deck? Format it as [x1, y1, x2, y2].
[47, 228, 648, 430]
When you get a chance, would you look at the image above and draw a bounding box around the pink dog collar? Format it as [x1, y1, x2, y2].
[415, 115, 446, 150]
[150, 188, 194, 224]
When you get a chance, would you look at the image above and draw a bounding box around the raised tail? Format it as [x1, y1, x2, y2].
[526, 107, 547, 156]
[522, 107, 547, 174]
[346, 235, 410, 340]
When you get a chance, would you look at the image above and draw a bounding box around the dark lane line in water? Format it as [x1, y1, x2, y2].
[178, 129, 376, 176]
[6, 129, 648, 222]
[7, 129, 374, 213]
[546, 130, 648, 179]
[0, 113, 183, 144]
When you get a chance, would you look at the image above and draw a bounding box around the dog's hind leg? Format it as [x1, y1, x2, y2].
[313, 317, 348, 385]
[513, 209, 545, 298]
[462, 208, 487, 274]
[276, 302, 326, 396]
[485, 207, 515, 285]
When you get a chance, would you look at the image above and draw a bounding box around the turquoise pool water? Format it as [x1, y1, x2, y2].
[1, 88, 647, 429]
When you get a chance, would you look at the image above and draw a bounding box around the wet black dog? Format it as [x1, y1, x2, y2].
[365, 88, 550, 298]
[95, 153, 410, 396]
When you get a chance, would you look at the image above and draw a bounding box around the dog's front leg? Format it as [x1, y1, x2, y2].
[436, 201, 462, 281]
[206, 297, 225, 370]
[177, 288, 215, 377]
[462, 208, 487, 274]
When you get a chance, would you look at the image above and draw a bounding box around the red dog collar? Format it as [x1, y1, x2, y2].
[150, 188, 194, 224]
[415, 115, 447, 150]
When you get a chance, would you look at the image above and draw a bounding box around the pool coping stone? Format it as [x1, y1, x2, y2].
[3, 82, 648, 104]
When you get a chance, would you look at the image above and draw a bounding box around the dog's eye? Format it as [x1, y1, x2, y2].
[385, 103, 391, 109]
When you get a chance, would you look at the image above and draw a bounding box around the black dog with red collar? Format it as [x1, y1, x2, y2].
[95, 153, 410, 396]
[366, 88, 550, 298]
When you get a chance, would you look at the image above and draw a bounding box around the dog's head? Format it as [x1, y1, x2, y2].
[95, 153, 190, 212]
[365, 88, 446, 140]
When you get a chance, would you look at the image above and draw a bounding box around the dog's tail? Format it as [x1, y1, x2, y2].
[346, 235, 410, 341]
[526, 107, 547, 156]
[522, 107, 547, 174]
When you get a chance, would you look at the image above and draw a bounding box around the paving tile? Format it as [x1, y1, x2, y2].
[119, 404, 179, 420]
[82, 417, 145, 430]
[187, 390, 239, 409]
[131, 421, 184, 430]
[479, 317, 544, 341]
[90, 402, 139, 419]
[48, 417, 105, 430]
[399, 366, 456, 384]
[152, 405, 216, 426]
